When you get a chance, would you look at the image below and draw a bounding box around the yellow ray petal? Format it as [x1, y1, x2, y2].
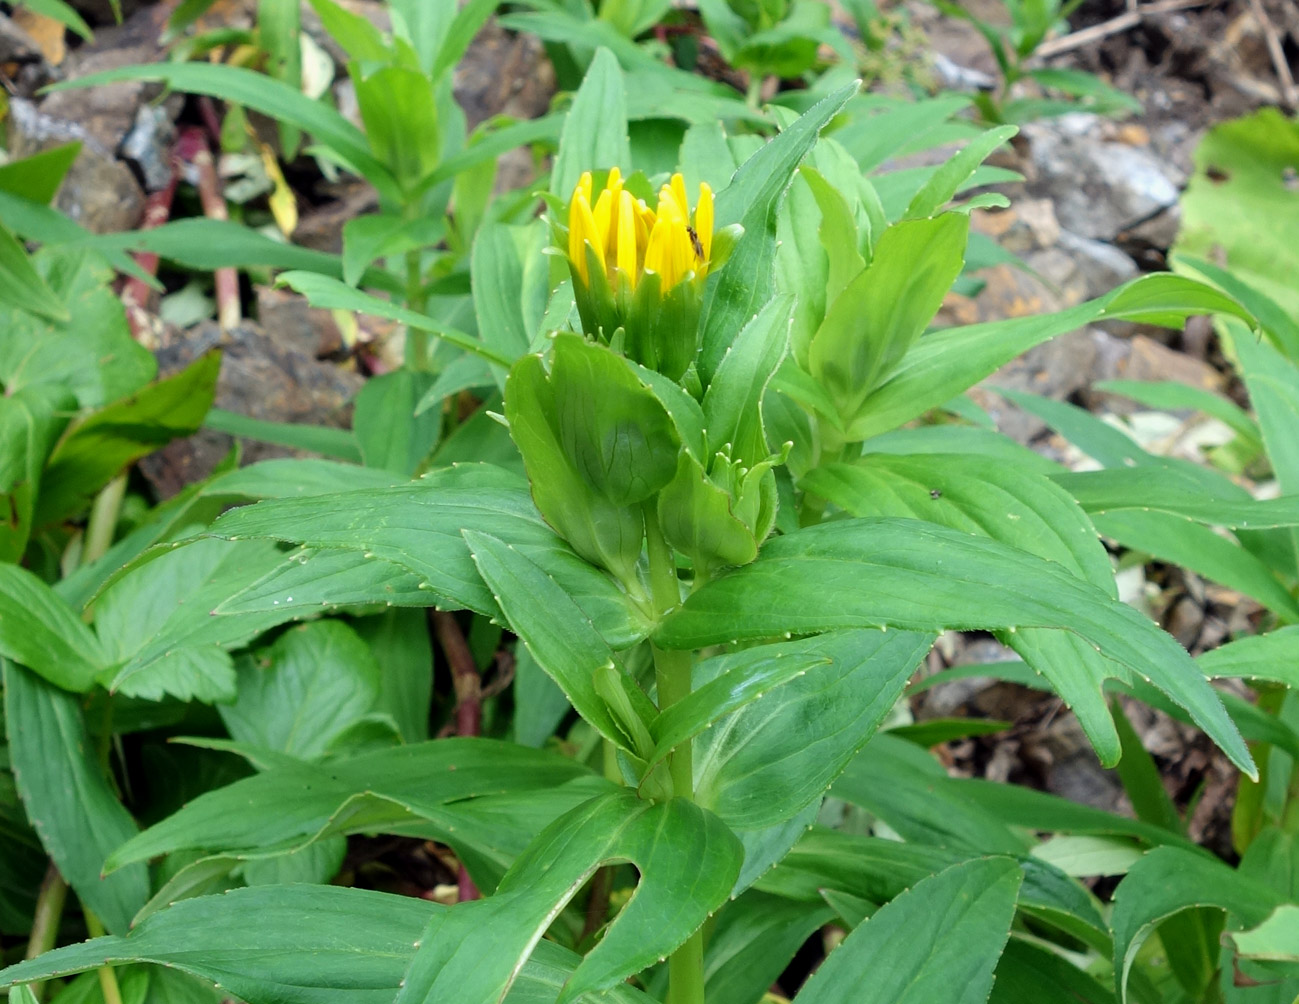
[695, 182, 714, 264]
[671, 173, 688, 221]
[616, 189, 636, 287]
[591, 188, 613, 264]
[645, 218, 672, 287]
[568, 194, 599, 286]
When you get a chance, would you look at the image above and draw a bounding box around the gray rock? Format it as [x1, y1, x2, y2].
[0, 12, 44, 65]
[139, 318, 364, 499]
[119, 103, 175, 192]
[1055, 229, 1139, 298]
[1024, 113, 1182, 241]
[7, 97, 145, 233]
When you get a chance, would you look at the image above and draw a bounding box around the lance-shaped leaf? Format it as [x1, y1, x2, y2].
[847, 273, 1256, 442]
[0, 564, 105, 692]
[0, 884, 656, 1004]
[4, 661, 148, 934]
[656, 518, 1255, 777]
[396, 791, 742, 1004]
[692, 629, 936, 830]
[699, 82, 858, 382]
[808, 213, 968, 424]
[209, 465, 649, 649]
[1111, 847, 1281, 1002]
[803, 453, 1142, 766]
[0, 383, 71, 562]
[104, 739, 599, 881]
[792, 857, 1022, 1004]
[466, 531, 654, 758]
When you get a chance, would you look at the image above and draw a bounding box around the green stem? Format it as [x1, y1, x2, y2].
[405, 248, 430, 370]
[83, 474, 126, 566]
[643, 506, 706, 1004]
[23, 862, 67, 1002]
[84, 910, 124, 1004]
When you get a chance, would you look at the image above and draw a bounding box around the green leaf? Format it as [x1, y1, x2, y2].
[46, 63, 400, 203]
[848, 273, 1257, 441]
[3, 661, 149, 934]
[1173, 254, 1299, 359]
[276, 270, 510, 365]
[0, 143, 83, 204]
[1230, 318, 1299, 493]
[0, 249, 155, 409]
[551, 47, 630, 201]
[809, 213, 968, 422]
[0, 565, 105, 692]
[471, 222, 549, 376]
[353, 65, 441, 193]
[1229, 904, 1299, 962]
[213, 547, 430, 616]
[305, 0, 389, 63]
[693, 629, 936, 829]
[0, 384, 72, 562]
[395, 791, 742, 1004]
[0, 224, 69, 321]
[1173, 108, 1299, 319]
[904, 125, 1018, 220]
[1198, 627, 1299, 686]
[702, 293, 793, 464]
[465, 531, 651, 755]
[104, 738, 598, 875]
[354, 609, 432, 743]
[218, 621, 381, 759]
[204, 408, 361, 463]
[699, 82, 858, 382]
[1089, 507, 1299, 622]
[341, 213, 444, 287]
[700, 891, 834, 1004]
[1111, 847, 1281, 1002]
[792, 857, 1022, 1004]
[0, 884, 656, 1004]
[646, 644, 831, 773]
[990, 939, 1117, 1004]
[657, 518, 1256, 777]
[208, 466, 649, 646]
[37, 352, 221, 526]
[94, 538, 291, 703]
[352, 369, 440, 476]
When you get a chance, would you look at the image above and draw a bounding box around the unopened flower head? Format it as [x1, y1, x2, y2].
[567, 168, 714, 294]
[559, 168, 734, 384]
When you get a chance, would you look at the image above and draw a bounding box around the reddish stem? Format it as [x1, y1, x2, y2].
[431, 610, 483, 901]
[176, 125, 240, 330]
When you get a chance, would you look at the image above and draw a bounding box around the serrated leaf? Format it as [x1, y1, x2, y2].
[0, 884, 656, 1004]
[792, 857, 1022, 1004]
[657, 518, 1255, 777]
[3, 661, 148, 934]
[0, 564, 105, 692]
[395, 791, 742, 1004]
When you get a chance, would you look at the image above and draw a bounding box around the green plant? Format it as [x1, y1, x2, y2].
[931, 0, 1141, 123]
[0, 39, 1288, 1004]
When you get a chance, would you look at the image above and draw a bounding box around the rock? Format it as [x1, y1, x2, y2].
[454, 19, 555, 193]
[973, 198, 1060, 255]
[138, 319, 364, 498]
[1023, 113, 1182, 241]
[119, 103, 175, 192]
[255, 286, 346, 359]
[973, 329, 1103, 442]
[0, 11, 46, 66]
[1121, 204, 1183, 250]
[931, 52, 996, 93]
[1053, 229, 1139, 298]
[7, 97, 146, 233]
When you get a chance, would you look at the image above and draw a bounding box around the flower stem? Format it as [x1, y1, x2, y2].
[643, 506, 706, 1004]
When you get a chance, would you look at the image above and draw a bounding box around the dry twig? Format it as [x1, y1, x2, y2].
[1033, 0, 1212, 59]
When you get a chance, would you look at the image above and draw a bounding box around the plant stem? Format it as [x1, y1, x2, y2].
[24, 862, 67, 1002]
[83, 910, 124, 1004]
[643, 506, 706, 1004]
[405, 248, 430, 370]
[83, 474, 126, 566]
